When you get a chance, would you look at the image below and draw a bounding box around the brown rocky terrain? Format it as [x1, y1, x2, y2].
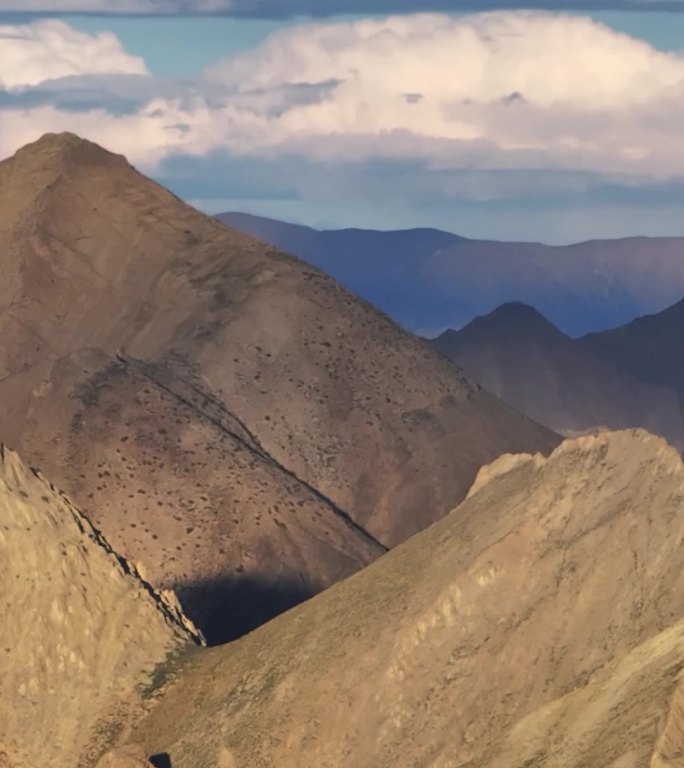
[0, 444, 200, 768]
[0, 132, 557, 636]
[123, 430, 684, 768]
[432, 302, 684, 450]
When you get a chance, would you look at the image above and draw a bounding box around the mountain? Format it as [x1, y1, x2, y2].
[0, 133, 557, 640]
[0, 443, 200, 768]
[219, 211, 684, 336]
[582, 296, 684, 395]
[431, 302, 684, 449]
[123, 430, 684, 768]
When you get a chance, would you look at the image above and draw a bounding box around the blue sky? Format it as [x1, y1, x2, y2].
[3, 3, 684, 242]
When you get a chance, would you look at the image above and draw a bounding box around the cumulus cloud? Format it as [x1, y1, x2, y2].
[0, 19, 147, 88]
[4, 12, 684, 241]
[201, 11, 684, 178]
[5, 11, 684, 180]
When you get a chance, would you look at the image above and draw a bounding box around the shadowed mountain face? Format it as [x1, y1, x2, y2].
[0, 133, 557, 638]
[432, 302, 684, 450]
[129, 431, 684, 768]
[219, 211, 684, 337]
[0, 444, 199, 768]
[582, 297, 684, 395]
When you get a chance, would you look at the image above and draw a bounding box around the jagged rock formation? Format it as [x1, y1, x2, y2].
[0, 133, 557, 635]
[129, 431, 684, 768]
[0, 444, 199, 768]
[432, 302, 684, 450]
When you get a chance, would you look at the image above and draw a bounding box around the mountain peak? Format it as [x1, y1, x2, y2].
[435, 302, 561, 349]
[6, 132, 128, 175]
[487, 301, 549, 322]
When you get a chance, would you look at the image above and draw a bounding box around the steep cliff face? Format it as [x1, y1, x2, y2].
[0, 445, 199, 768]
[129, 431, 684, 768]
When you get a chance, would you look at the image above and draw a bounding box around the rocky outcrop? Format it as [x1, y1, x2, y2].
[130, 431, 684, 768]
[0, 445, 199, 768]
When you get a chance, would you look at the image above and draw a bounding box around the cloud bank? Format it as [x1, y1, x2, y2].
[3, 11, 684, 241]
[4, 12, 680, 177]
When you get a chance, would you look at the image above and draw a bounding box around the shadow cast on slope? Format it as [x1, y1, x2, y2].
[176, 576, 318, 646]
[150, 755, 172, 768]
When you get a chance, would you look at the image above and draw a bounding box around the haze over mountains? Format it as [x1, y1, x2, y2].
[432, 302, 684, 450]
[584, 297, 684, 396]
[0, 132, 556, 643]
[220, 211, 684, 337]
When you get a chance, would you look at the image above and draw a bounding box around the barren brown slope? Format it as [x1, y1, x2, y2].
[0, 444, 200, 768]
[0, 133, 556, 609]
[432, 302, 684, 449]
[1, 346, 382, 645]
[130, 430, 684, 768]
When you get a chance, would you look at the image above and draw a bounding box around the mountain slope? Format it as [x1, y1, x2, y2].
[220, 211, 684, 336]
[582, 296, 684, 395]
[129, 430, 684, 768]
[0, 444, 200, 768]
[0, 133, 557, 635]
[432, 302, 684, 449]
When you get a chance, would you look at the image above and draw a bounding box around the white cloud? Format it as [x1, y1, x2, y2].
[4, 11, 684, 185]
[0, 19, 147, 89]
[199, 11, 684, 177]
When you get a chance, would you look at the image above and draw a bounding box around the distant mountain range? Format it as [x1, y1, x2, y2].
[432, 300, 684, 451]
[219, 211, 684, 337]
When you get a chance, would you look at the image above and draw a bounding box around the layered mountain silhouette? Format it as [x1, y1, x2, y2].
[0, 444, 200, 768]
[432, 302, 684, 450]
[123, 430, 684, 768]
[583, 296, 684, 395]
[0, 133, 557, 641]
[220, 211, 684, 336]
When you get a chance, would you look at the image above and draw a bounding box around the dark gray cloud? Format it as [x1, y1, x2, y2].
[3, 0, 684, 19]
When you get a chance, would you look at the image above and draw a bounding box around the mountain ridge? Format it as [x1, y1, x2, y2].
[126, 429, 684, 768]
[219, 210, 684, 336]
[0, 442, 200, 768]
[0, 132, 557, 640]
[431, 302, 684, 450]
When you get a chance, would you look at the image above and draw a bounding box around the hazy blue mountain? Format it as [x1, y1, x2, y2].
[219, 212, 684, 337]
[581, 297, 684, 393]
[431, 302, 684, 450]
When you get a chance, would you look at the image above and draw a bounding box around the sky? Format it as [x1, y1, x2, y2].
[2, 2, 684, 242]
